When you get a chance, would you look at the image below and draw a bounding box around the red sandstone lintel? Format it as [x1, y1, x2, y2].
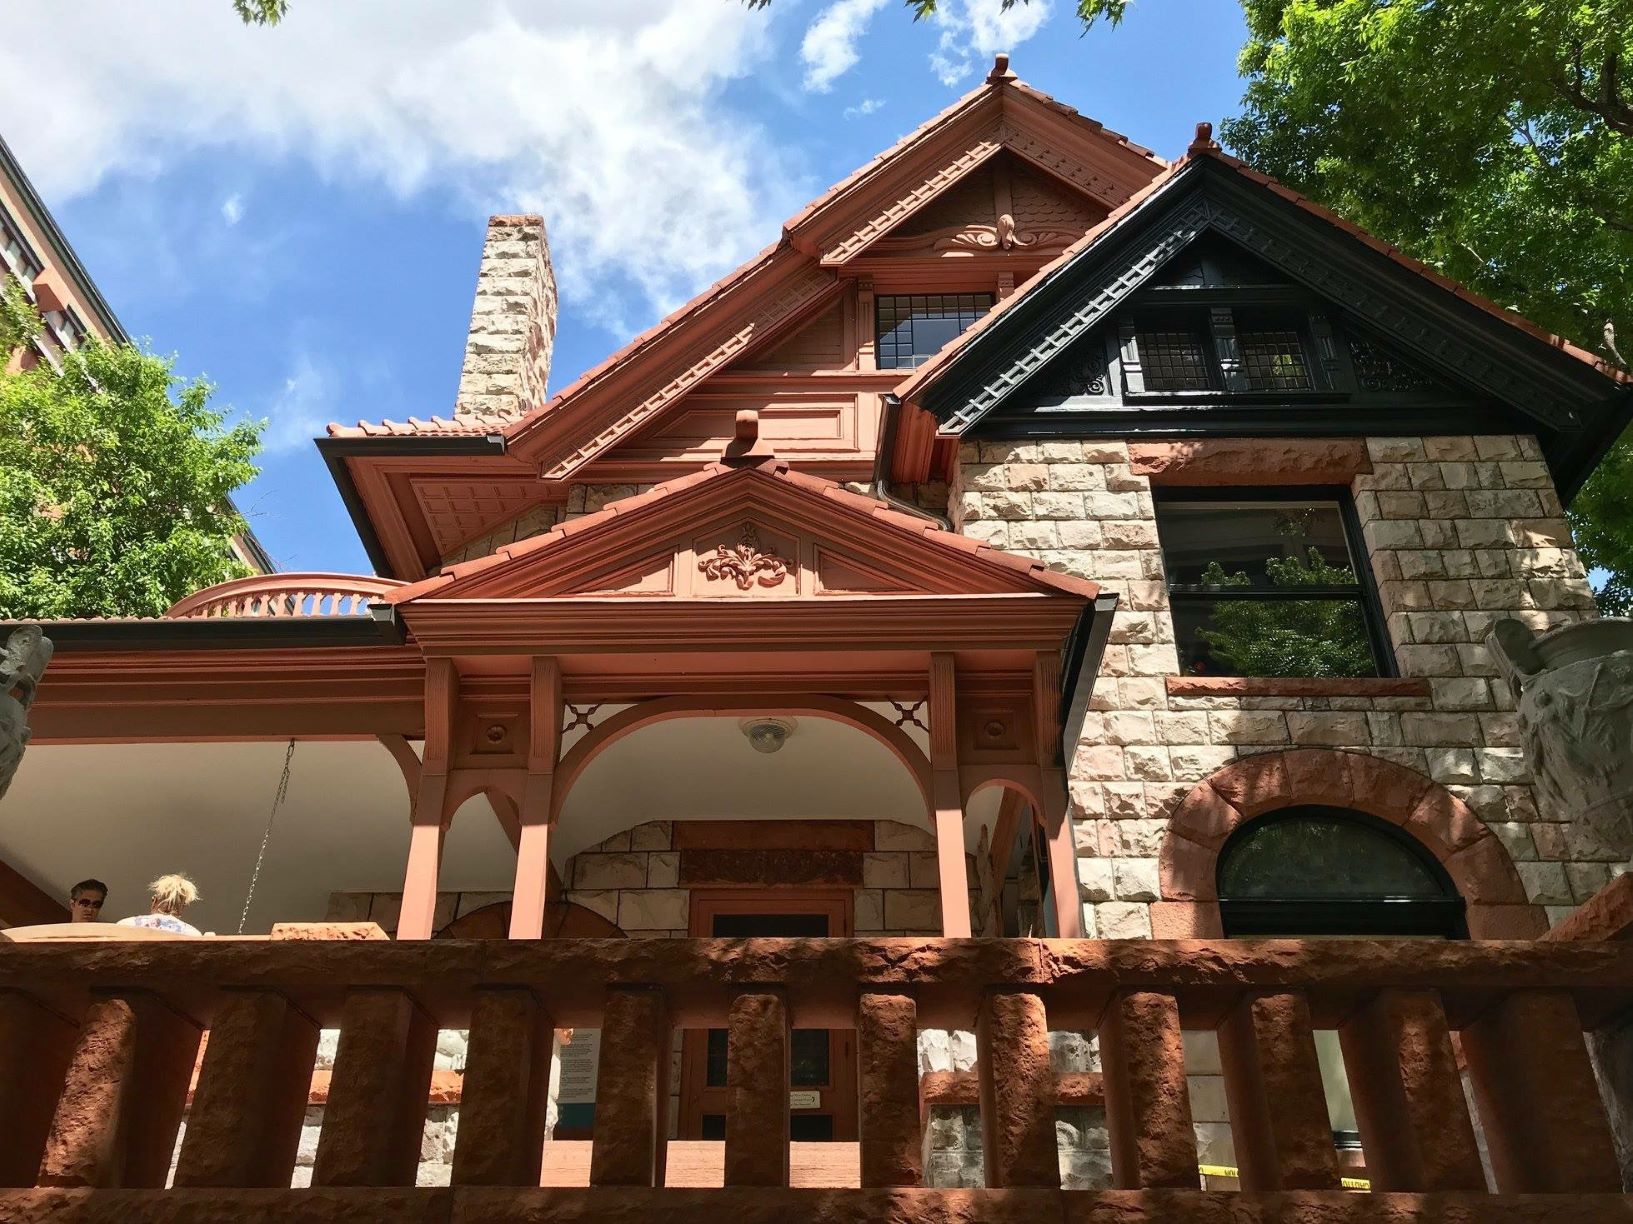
[1165, 676, 1432, 699]
[1129, 439, 1372, 486]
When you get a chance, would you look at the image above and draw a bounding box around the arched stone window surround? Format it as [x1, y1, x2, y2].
[1155, 749, 1546, 940]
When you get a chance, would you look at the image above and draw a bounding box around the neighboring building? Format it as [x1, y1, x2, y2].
[0, 132, 274, 576]
[0, 60, 1629, 1212]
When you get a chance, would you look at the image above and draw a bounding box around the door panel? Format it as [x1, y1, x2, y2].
[679, 889, 857, 1141]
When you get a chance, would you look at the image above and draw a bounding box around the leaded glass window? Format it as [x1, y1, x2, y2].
[875, 294, 993, 369]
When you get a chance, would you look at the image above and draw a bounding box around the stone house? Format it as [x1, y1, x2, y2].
[1, 57, 1630, 1209]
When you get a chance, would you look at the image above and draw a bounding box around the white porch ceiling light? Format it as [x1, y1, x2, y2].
[739, 716, 798, 754]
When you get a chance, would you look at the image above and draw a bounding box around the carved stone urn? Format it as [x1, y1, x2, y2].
[0, 624, 53, 804]
[1490, 618, 1633, 865]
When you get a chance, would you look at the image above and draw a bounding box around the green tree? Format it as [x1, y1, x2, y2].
[0, 280, 264, 620]
[1194, 551, 1376, 679]
[233, 0, 286, 24]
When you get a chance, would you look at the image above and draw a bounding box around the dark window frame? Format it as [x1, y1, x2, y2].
[1217, 805, 1468, 939]
[1154, 485, 1398, 679]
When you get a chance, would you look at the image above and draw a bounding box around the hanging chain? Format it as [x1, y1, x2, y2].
[238, 738, 296, 935]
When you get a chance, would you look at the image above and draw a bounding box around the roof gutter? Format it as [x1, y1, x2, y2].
[1058, 591, 1118, 766]
[316, 433, 508, 579]
[871, 393, 953, 530]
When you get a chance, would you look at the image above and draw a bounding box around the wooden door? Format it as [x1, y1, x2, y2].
[679, 889, 858, 1141]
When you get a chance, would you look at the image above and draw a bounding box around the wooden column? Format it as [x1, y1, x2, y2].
[977, 989, 1058, 1188]
[1462, 990, 1621, 1192]
[858, 992, 922, 1187]
[725, 989, 791, 1187]
[511, 657, 562, 939]
[1338, 989, 1484, 1191]
[38, 992, 201, 1188]
[590, 987, 670, 1187]
[399, 657, 457, 940]
[173, 990, 319, 1187]
[311, 989, 438, 1187]
[1217, 991, 1339, 1191]
[929, 653, 971, 938]
[452, 987, 555, 1185]
[0, 990, 78, 1187]
[1099, 989, 1197, 1189]
[1034, 652, 1082, 938]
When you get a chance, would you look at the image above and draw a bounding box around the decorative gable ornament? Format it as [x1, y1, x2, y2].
[699, 523, 789, 591]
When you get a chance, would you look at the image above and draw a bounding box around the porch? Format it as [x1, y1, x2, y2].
[0, 931, 1627, 1220]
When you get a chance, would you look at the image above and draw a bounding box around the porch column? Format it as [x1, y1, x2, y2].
[510, 657, 561, 940]
[1034, 652, 1082, 938]
[399, 658, 456, 940]
[929, 653, 972, 938]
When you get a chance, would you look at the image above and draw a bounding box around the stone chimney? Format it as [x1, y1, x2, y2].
[456, 214, 557, 420]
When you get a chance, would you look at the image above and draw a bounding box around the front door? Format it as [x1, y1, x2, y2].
[678, 889, 858, 1141]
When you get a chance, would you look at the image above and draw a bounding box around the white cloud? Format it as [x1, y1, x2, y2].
[843, 97, 885, 119]
[0, 1, 808, 327]
[927, 0, 1053, 86]
[800, 0, 889, 92]
[258, 351, 334, 454]
[220, 193, 243, 226]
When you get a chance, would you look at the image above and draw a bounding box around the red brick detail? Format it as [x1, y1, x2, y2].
[451, 988, 554, 1187]
[1543, 875, 1633, 943]
[0, 992, 78, 1187]
[1129, 439, 1372, 486]
[1338, 989, 1484, 1192]
[977, 990, 1058, 1189]
[857, 993, 920, 1188]
[39, 993, 201, 1189]
[311, 990, 437, 1188]
[1099, 991, 1197, 1189]
[1462, 991, 1622, 1192]
[1148, 901, 1224, 939]
[919, 1069, 1103, 1107]
[1159, 749, 1545, 928]
[1218, 993, 1339, 1191]
[1166, 676, 1431, 698]
[725, 991, 790, 1188]
[173, 990, 318, 1188]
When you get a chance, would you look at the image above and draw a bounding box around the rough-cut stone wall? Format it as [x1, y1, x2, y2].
[456, 215, 556, 421]
[953, 435, 1616, 935]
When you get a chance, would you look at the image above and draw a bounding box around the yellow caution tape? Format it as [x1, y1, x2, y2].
[1198, 1164, 1371, 1191]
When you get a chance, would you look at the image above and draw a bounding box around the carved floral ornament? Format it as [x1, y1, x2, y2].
[698, 522, 789, 591]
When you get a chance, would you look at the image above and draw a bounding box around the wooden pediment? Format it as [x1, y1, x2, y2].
[389, 461, 1096, 605]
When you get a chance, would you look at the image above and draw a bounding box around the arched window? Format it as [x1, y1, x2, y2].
[1217, 805, 1466, 938]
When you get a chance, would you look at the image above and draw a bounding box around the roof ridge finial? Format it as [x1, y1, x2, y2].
[987, 53, 1016, 84]
[1189, 121, 1220, 153]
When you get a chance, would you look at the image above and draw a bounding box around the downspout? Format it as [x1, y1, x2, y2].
[871, 393, 954, 530]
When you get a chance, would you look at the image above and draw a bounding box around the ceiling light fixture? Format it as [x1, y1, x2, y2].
[739, 716, 797, 755]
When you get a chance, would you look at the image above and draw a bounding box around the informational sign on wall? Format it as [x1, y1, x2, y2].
[557, 1028, 601, 1105]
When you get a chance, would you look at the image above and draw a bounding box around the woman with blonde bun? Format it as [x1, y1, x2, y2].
[116, 874, 202, 936]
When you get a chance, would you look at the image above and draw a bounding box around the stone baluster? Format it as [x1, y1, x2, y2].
[1462, 990, 1622, 1192]
[1216, 991, 1338, 1190]
[311, 989, 438, 1187]
[725, 989, 791, 1187]
[0, 991, 78, 1186]
[857, 992, 922, 1187]
[1099, 990, 1198, 1189]
[977, 989, 1058, 1187]
[451, 987, 555, 1186]
[1337, 989, 1484, 1191]
[173, 990, 319, 1187]
[589, 987, 670, 1187]
[38, 992, 201, 1188]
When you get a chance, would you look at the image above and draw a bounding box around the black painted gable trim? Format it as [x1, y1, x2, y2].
[918, 157, 1631, 501]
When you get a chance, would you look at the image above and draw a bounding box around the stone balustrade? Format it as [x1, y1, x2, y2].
[0, 936, 1627, 1220]
[164, 573, 404, 619]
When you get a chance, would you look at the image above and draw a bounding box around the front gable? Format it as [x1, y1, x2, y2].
[904, 153, 1631, 497]
[388, 460, 1096, 606]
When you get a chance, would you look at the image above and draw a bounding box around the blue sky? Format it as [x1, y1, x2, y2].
[3, 0, 1249, 574]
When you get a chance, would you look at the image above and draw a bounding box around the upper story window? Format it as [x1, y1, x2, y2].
[1125, 306, 1319, 395]
[875, 293, 993, 369]
[1154, 492, 1390, 679]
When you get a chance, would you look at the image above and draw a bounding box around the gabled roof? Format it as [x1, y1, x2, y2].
[333, 63, 1166, 470]
[894, 130, 1632, 498]
[387, 455, 1097, 606]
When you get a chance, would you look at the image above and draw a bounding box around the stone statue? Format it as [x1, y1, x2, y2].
[0, 625, 52, 803]
[1489, 617, 1633, 865]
